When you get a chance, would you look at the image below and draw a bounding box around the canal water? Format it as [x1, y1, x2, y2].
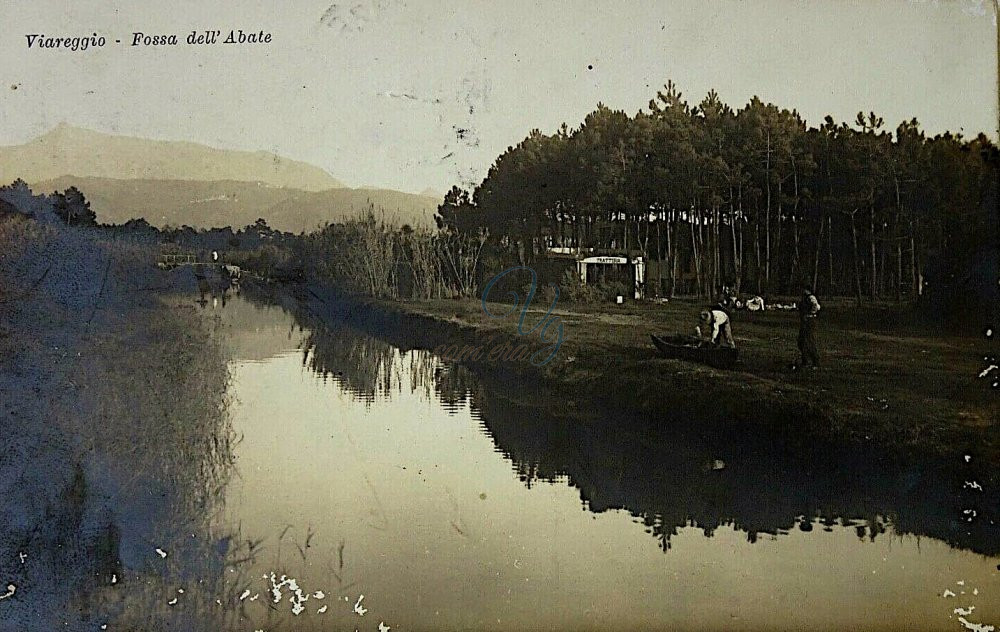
[206, 293, 999, 631]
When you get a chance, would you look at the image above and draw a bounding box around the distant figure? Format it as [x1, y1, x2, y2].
[797, 286, 822, 368]
[212, 250, 219, 262]
[696, 309, 736, 348]
[745, 295, 765, 312]
[717, 285, 739, 310]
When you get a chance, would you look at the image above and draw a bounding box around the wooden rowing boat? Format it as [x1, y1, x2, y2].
[650, 334, 739, 369]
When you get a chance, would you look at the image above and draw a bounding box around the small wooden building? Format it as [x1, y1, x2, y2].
[576, 255, 646, 299]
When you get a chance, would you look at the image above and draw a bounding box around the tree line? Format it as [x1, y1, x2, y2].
[1, 179, 97, 226]
[5, 80, 996, 316]
[437, 82, 998, 305]
[2, 179, 487, 302]
[300, 210, 488, 300]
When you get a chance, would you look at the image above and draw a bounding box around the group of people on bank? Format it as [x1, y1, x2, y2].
[694, 286, 822, 369]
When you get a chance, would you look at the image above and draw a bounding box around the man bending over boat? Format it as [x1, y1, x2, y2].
[696, 309, 736, 348]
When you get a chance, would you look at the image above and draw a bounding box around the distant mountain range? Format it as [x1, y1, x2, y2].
[2, 123, 342, 190]
[35, 176, 440, 232]
[1, 125, 442, 231]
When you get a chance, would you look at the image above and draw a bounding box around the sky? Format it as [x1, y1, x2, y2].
[1, 0, 996, 194]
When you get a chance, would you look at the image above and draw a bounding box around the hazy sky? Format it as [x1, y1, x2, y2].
[1, 0, 996, 193]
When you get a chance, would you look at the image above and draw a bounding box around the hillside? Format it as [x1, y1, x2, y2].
[34, 176, 440, 232]
[2, 124, 341, 191]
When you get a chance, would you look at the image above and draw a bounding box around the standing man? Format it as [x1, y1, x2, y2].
[797, 286, 821, 368]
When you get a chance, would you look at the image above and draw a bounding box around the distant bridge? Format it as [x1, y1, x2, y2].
[156, 253, 218, 269]
[156, 253, 241, 284]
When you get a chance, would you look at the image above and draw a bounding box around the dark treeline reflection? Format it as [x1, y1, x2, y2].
[299, 316, 480, 413]
[468, 391, 998, 556]
[249, 291, 999, 558]
[301, 323, 413, 401]
[244, 288, 478, 408]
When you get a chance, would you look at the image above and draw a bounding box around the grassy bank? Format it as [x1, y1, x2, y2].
[285, 281, 998, 470]
[0, 216, 244, 631]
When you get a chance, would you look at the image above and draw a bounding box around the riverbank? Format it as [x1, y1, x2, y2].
[269, 280, 998, 473]
[0, 217, 239, 631]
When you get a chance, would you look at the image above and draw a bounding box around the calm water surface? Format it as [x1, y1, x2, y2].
[207, 294, 999, 631]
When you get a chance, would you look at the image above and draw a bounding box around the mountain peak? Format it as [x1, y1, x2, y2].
[37, 121, 78, 139]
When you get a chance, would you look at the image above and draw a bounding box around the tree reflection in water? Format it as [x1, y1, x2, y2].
[292, 312, 999, 560]
[301, 324, 405, 401]
[474, 390, 998, 556]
